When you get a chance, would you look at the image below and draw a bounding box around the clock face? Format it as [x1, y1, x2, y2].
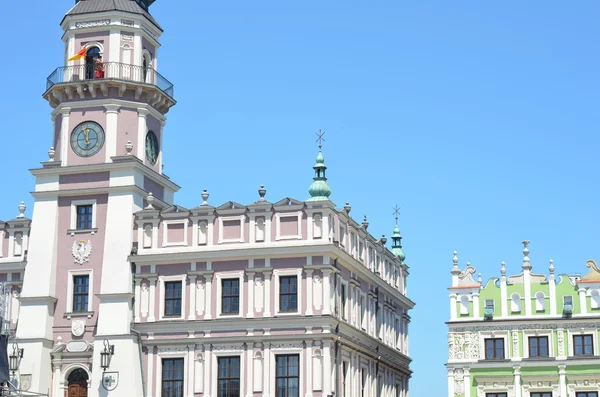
[70, 121, 105, 157]
[145, 131, 159, 165]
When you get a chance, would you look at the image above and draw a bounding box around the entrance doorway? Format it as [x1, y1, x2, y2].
[67, 368, 88, 397]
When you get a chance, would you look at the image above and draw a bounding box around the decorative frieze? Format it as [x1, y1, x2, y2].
[75, 20, 111, 29]
[452, 322, 600, 333]
[448, 333, 480, 361]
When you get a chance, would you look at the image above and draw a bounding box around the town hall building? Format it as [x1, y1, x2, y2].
[0, 0, 414, 396]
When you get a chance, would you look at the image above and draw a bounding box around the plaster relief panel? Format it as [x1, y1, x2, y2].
[196, 278, 206, 316]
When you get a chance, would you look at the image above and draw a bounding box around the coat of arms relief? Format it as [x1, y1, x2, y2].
[72, 240, 92, 265]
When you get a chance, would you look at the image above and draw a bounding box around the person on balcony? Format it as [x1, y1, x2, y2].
[94, 56, 105, 79]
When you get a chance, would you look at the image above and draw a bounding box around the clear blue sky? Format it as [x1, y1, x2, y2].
[1, 1, 599, 395]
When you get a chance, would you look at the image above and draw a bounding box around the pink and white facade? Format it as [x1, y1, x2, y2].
[0, 1, 414, 396]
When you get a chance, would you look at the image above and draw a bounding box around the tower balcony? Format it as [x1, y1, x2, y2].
[43, 62, 175, 113]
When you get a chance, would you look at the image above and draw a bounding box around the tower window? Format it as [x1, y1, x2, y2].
[76, 205, 93, 229]
[85, 46, 101, 79]
[73, 275, 89, 312]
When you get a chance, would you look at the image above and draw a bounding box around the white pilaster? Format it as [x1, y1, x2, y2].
[137, 108, 149, 160]
[205, 275, 213, 320]
[263, 343, 271, 397]
[188, 275, 197, 320]
[104, 104, 120, 162]
[513, 367, 521, 397]
[449, 294, 457, 320]
[187, 347, 195, 397]
[60, 107, 71, 165]
[264, 271, 271, 317]
[472, 292, 480, 319]
[109, 29, 121, 63]
[579, 287, 587, 315]
[305, 269, 314, 316]
[247, 272, 255, 318]
[246, 346, 253, 397]
[204, 346, 211, 397]
[322, 269, 332, 315]
[323, 342, 332, 396]
[147, 347, 154, 397]
[133, 31, 142, 67]
[463, 368, 470, 397]
[549, 269, 557, 316]
[148, 277, 156, 322]
[447, 368, 454, 397]
[524, 268, 532, 316]
[558, 365, 567, 397]
[134, 277, 141, 322]
[305, 343, 312, 397]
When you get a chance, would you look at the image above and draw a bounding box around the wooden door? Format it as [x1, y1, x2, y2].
[68, 383, 87, 397]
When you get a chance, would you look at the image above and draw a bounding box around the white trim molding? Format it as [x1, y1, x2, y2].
[269, 344, 305, 397]
[474, 375, 515, 397]
[566, 327, 598, 357]
[162, 220, 189, 247]
[275, 212, 303, 241]
[216, 271, 245, 318]
[566, 374, 600, 397]
[66, 269, 94, 314]
[155, 347, 191, 397]
[478, 330, 510, 360]
[158, 274, 187, 321]
[69, 199, 97, 231]
[218, 215, 246, 244]
[210, 345, 246, 397]
[273, 268, 303, 316]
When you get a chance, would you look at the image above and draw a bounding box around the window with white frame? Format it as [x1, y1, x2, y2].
[535, 291, 546, 311]
[158, 275, 187, 320]
[70, 199, 97, 231]
[216, 272, 244, 317]
[275, 212, 302, 240]
[274, 270, 302, 315]
[163, 220, 188, 247]
[275, 354, 300, 397]
[161, 358, 184, 397]
[67, 270, 93, 314]
[523, 329, 553, 358]
[511, 293, 521, 313]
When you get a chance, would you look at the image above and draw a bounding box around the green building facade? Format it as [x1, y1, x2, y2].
[447, 241, 600, 397]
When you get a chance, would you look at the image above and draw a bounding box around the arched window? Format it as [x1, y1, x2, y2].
[591, 290, 600, 309]
[85, 46, 101, 79]
[460, 295, 469, 315]
[67, 368, 89, 397]
[511, 293, 521, 313]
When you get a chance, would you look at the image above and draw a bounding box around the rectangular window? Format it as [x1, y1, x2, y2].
[484, 338, 505, 360]
[164, 281, 182, 316]
[576, 393, 598, 397]
[531, 393, 552, 397]
[485, 299, 494, 309]
[76, 205, 93, 230]
[73, 275, 89, 312]
[564, 296, 573, 305]
[276, 355, 299, 397]
[222, 279, 240, 314]
[218, 356, 240, 397]
[574, 335, 594, 356]
[529, 336, 549, 358]
[486, 394, 507, 397]
[162, 358, 184, 397]
[341, 283, 347, 320]
[279, 276, 298, 312]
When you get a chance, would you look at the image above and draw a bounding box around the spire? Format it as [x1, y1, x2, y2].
[391, 205, 405, 262]
[307, 130, 332, 201]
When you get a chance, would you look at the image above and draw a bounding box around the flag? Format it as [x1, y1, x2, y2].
[68, 45, 87, 61]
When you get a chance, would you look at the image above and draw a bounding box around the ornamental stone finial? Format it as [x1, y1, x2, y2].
[146, 192, 155, 209]
[501, 261, 506, 276]
[17, 202, 26, 219]
[258, 185, 267, 202]
[522, 240, 531, 269]
[477, 273, 483, 284]
[126, 140, 133, 155]
[344, 202, 351, 214]
[549, 259, 555, 273]
[453, 251, 459, 265]
[380, 234, 387, 245]
[362, 216, 369, 230]
[451, 251, 461, 275]
[201, 189, 209, 206]
[48, 147, 56, 161]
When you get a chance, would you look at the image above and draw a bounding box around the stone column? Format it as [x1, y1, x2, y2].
[60, 107, 72, 165]
[188, 275, 197, 320]
[305, 269, 314, 316]
[148, 276, 157, 322]
[104, 104, 120, 161]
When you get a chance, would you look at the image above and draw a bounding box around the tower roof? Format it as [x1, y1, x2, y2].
[65, 0, 162, 31]
[307, 131, 332, 202]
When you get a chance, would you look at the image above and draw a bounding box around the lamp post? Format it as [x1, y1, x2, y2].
[100, 339, 114, 372]
[8, 343, 23, 375]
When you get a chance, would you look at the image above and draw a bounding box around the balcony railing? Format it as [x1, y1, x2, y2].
[46, 62, 174, 98]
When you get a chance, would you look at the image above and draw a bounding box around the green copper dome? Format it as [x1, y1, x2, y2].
[307, 149, 332, 201]
[391, 224, 405, 262]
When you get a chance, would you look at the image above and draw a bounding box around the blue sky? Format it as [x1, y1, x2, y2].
[1, 1, 599, 395]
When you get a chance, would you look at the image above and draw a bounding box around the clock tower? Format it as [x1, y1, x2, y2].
[16, 0, 178, 395]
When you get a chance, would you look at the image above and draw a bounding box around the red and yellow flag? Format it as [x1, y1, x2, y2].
[67, 46, 87, 61]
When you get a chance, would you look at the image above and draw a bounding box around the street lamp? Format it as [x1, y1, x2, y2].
[8, 343, 23, 375]
[100, 339, 114, 372]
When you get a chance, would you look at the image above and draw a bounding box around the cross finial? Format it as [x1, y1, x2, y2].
[315, 129, 325, 150]
[392, 205, 401, 224]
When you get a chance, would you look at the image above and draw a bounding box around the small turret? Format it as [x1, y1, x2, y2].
[307, 130, 332, 201]
[391, 205, 405, 262]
